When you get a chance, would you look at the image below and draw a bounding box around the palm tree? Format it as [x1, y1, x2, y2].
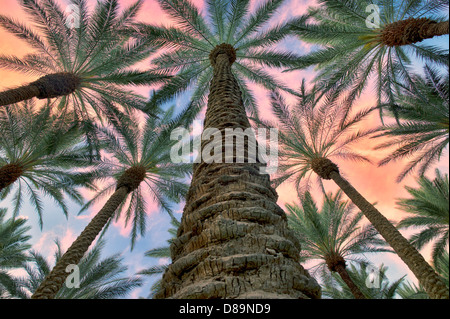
[0, 208, 31, 298]
[0, 102, 95, 228]
[436, 250, 449, 288]
[0, 0, 168, 150]
[262, 84, 449, 299]
[139, 217, 179, 298]
[321, 263, 406, 299]
[396, 169, 449, 266]
[372, 65, 449, 181]
[287, 190, 390, 299]
[19, 239, 142, 299]
[286, 0, 449, 120]
[31, 108, 190, 299]
[143, 0, 321, 299]
[131, 0, 302, 121]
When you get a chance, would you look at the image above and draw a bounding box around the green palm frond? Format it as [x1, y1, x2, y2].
[139, 215, 179, 298]
[287, 190, 391, 277]
[78, 107, 190, 249]
[321, 263, 406, 299]
[396, 169, 449, 265]
[0, 0, 169, 151]
[0, 208, 32, 298]
[18, 239, 142, 299]
[373, 65, 449, 181]
[254, 80, 376, 195]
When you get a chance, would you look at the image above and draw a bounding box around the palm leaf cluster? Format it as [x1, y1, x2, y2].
[14, 239, 142, 299]
[255, 80, 376, 194]
[0, 102, 94, 228]
[373, 65, 449, 181]
[321, 263, 406, 299]
[286, 190, 391, 273]
[0, 0, 448, 299]
[0, 0, 169, 151]
[78, 106, 191, 248]
[397, 169, 449, 266]
[0, 208, 31, 298]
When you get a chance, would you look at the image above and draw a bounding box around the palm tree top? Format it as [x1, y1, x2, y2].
[396, 168, 449, 265]
[256, 80, 377, 194]
[0, 0, 169, 127]
[132, 0, 303, 118]
[0, 101, 96, 228]
[0, 207, 32, 298]
[322, 263, 406, 299]
[19, 239, 142, 299]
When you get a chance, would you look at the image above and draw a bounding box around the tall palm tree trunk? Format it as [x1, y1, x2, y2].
[312, 157, 449, 299]
[0, 73, 80, 107]
[31, 166, 146, 299]
[381, 18, 449, 47]
[155, 44, 321, 299]
[0, 163, 23, 192]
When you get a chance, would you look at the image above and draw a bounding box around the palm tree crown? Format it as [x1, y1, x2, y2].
[257, 81, 376, 194]
[0, 0, 169, 150]
[373, 65, 449, 181]
[286, 0, 449, 120]
[79, 107, 191, 248]
[321, 263, 406, 299]
[132, 0, 302, 119]
[396, 169, 449, 265]
[19, 239, 142, 299]
[0, 102, 96, 228]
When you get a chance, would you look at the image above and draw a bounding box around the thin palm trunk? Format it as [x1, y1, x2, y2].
[381, 18, 449, 47]
[0, 73, 80, 107]
[31, 166, 146, 299]
[311, 158, 449, 299]
[334, 264, 366, 299]
[156, 44, 321, 299]
[0, 163, 23, 192]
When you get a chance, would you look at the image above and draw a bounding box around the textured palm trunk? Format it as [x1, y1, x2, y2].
[31, 166, 146, 299]
[381, 18, 449, 47]
[311, 157, 449, 299]
[0, 163, 24, 192]
[155, 44, 321, 299]
[0, 72, 80, 107]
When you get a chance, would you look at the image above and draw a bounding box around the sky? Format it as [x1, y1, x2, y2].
[0, 0, 448, 299]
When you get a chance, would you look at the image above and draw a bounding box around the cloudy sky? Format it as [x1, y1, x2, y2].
[0, 0, 448, 298]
